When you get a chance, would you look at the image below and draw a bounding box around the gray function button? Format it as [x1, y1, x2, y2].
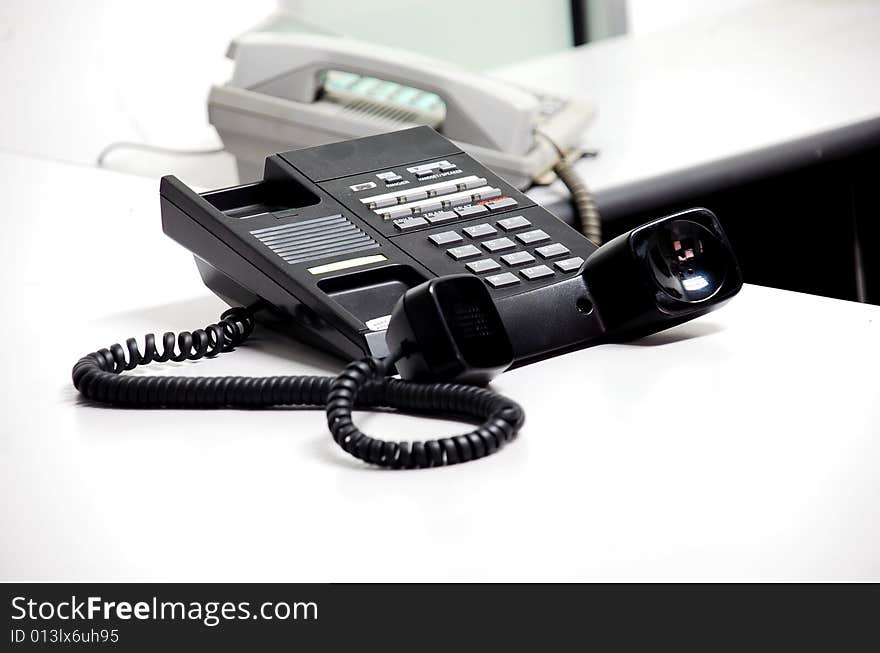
[398, 188, 428, 203]
[459, 177, 488, 191]
[516, 229, 551, 245]
[554, 257, 584, 272]
[426, 211, 458, 224]
[383, 206, 415, 220]
[472, 188, 501, 202]
[425, 181, 461, 198]
[501, 251, 536, 267]
[486, 197, 518, 211]
[382, 174, 403, 184]
[370, 196, 399, 209]
[463, 223, 497, 238]
[520, 264, 555, 280]
[466, 259, 501, 274]
[410, 200, 443, 214]
[428, 230, 463, 246]
[414, 170, 435, 180]
[438, 162, 458, 173]
[447, 244, 482, 260]
[485, 272, 520, 288]
[454, 204, 489, 218]
[535, 243, 570, 259]
[497, 215, 531, 231]
[407, 160, 449, 174]
[376, 171, 400, 181]
[482, 237, 516, 253]
[349, 181, 377, 192]
[393, 217, 428, 231]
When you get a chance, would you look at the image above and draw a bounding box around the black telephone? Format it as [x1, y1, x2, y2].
[73, 127, 742, 469]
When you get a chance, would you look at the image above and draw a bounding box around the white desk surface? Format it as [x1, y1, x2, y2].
[500, 0, 880, 216]
[2, 152, 879, 582]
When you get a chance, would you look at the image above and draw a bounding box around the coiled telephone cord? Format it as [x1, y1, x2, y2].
[71, 306, 524, 469]
[554, 156, 602, 245]
[535, 129, 602, 245]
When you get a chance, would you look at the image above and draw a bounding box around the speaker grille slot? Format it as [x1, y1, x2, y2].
[251, 214, 379, 265]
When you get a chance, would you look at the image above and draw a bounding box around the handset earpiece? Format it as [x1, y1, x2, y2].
[582, 208, 743, 340]
[384, 274, 514, 384]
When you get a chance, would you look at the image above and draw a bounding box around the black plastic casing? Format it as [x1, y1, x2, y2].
[385, 275, 513, 384]
[583, 208, 743, 341]
[160, 127, 601, 365]
[160, 128, 742, 377]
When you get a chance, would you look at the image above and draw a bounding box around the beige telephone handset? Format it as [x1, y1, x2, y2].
[209, 32, 594, 189]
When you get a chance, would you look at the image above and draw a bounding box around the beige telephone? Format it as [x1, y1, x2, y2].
[209, 31, 594, 190]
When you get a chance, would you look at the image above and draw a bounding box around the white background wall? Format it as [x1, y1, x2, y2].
[627, 0, 771, 35]
[0, 0, 274, 184]
[278, 0, 574, 70]
[0, 0, 780, 185]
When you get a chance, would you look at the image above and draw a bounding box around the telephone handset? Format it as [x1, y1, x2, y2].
[72, 128, 742, 469]
[209, 32, 593, 189]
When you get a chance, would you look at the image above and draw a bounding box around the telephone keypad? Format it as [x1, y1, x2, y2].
[482, 237, 516, 253]
[429, 231, 463, 246]
[554, 257, 584, 272]
[497, 215, 531, 231]
[516, 229, 551, 245]
[466, 259, 502, 274]
[501, 251, 536, 267]
[535, 243, 570, 259]
[463, 223, 497, 238]
[324, 149, 596, 298]
[447, 244, 482, 260]
[520, 264, 555, 281]
[401, 203, 588, 294]
[485, 272, 520, 288]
